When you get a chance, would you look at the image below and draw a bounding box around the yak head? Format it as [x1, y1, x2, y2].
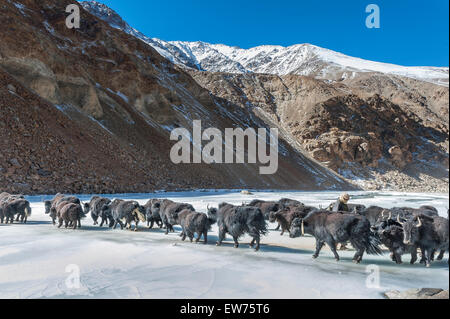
[398, 214, 423, 245]
[83, 202, 91, 215]
[268, 211, 278, 223]
[151, 201, 161, 216]
[44, 201, 52, 214]
[207, 205, 218, 223]
[289, 218, 305, 238]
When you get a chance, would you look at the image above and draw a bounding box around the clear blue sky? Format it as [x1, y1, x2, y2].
[95, 0, 449, 66]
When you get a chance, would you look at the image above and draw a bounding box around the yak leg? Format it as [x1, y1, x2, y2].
[253, 235, 261, 251]
[353, 249, 364, 264]
[163, 221, 171, 235]
[78, 219, 81, 228]
[73, 220, 77, 230]
[203, 231, 208, 245]
[15, 214, 20, 221]
[232, 236, 239, 248]
[437, 250, 445, 261]
[275, 223, 281, 231]
[410, 248, 418, 264]
[58, 218, 63, 228]
[424, 248, 433, 268]
[313, 240, 325, 259]
[216, 227, 226, 246]
[393, 249, 403, 264]
[419, 247, 427, 264]
[327, 240, 340, 261]
[195, 232, 202, 244]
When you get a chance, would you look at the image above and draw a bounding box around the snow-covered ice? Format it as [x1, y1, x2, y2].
[0, 191, 448, 299]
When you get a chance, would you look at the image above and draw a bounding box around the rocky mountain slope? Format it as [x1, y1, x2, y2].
[0, 0, 353, 194]
[80, 1, 449, 192]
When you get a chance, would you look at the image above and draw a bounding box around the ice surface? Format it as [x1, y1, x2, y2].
[0, 191, 448, 299]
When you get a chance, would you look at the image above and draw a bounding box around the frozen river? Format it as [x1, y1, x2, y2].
[0, 190, 448, 299]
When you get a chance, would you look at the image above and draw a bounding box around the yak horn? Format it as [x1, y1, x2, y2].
[416, 217, 422, 228]
[381, 210, 386, 218]
[397, 215, 404, 225]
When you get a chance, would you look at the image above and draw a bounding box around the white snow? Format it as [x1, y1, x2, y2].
[0, 190, 448, 299]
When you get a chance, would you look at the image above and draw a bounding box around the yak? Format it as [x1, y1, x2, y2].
[0, 198, 31, 224]
[57, 203, 86, 229]
[110, 200, 146, 231]
[399, 214, 449, 267]
[290, 210, 382, 263]
[151, 199, 195, 235]
[45, 194, 81, 225]
[372, 218, 418, 264]
[84, 196, 112, 227]
[208, 203, 267, 251]
[269, 205, 315, 236]
[169, 209, 216, 244]
[248, 200, 281, 220]
[144, 199, 163, 229]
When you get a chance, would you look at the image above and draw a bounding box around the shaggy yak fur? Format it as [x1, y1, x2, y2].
[269, 205, 315, 236]
[144, 199, 163, 229]
[151, 199, 195, 234]
[0, 197, 31, 224]
[111, 201, 146, 231]
[84, 196, 112, 227]
[290, 210, 382, 263]
[169, 209, 216, 244]
[208, 203, 267, 251]
[57, 203, 86, 229]
[45, 194, 81, 225]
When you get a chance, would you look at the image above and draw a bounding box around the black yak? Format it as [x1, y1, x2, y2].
[57, 203, 86, 229]
[208, 203, 267, 251]
[399, 214, 449, 267]
[143, 199, 163, 229]
[169, 209, 216, 244]
[290, 210, 382, 263]
[84, 196, 112, 227]
[110, 200, 146, 231]
[151, 199, 195, 235]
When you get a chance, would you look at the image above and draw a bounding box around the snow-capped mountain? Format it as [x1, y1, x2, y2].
[81, 0, 448, 86]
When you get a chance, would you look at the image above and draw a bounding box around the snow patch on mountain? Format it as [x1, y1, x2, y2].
[80, 1, 449, 86]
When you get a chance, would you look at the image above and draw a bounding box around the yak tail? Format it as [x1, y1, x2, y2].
[257, 219, 269, 236]
[25, 204, 32, 217]
[366, 233, 383, 256]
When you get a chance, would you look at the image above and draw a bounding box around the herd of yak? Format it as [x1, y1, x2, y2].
[0, 192, 448, 268]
